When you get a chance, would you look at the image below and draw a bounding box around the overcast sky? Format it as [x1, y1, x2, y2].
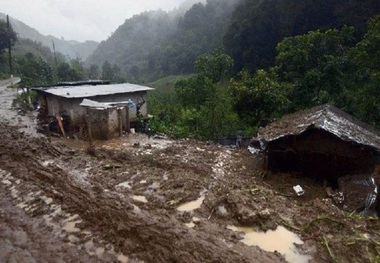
[0, 0, 186, 42]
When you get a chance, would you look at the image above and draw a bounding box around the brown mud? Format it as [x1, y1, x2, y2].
[1, 80, 380, 262]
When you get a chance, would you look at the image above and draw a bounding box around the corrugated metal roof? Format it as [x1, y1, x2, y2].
[258, 104, 380, 151]
[80, 99, 115, 110]
[32, 83, 154, 98]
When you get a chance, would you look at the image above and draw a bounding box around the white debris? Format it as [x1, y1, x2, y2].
[293, 185, 304, 196]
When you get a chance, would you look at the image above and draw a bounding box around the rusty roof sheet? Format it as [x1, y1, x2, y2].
[32, 83, 154, 99]
[258, 104, 380, 151]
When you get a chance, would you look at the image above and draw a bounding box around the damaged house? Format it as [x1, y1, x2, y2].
[31, 81, 154, 140]
[257, 104, 380, 189]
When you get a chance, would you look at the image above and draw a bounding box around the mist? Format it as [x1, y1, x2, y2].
[0, 0, 206, 42]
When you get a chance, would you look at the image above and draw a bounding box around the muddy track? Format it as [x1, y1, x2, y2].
[0, 124, 284, 263]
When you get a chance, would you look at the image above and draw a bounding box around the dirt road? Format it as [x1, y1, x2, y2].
[0, 77, 38, 136]
[1, 79, 380, 262]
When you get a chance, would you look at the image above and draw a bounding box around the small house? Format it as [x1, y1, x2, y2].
[257, 104, 380, 188]
[31, 81, 154, 140]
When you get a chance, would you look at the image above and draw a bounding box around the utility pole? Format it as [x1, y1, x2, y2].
[6, 15, 12, 76]
[52, 40, 58, 68]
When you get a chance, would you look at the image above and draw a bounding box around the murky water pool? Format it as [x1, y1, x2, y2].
[177, 196, 205, 212]
[227, 225, 312, 263]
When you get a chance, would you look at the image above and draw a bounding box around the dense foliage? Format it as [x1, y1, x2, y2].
[224, 0, 380, 72]
[149, 48, 241, 139]
[150, 16, 380, 139]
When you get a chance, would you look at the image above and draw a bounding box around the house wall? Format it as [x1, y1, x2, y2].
[87, 108, 110, 140]
[42, 91, 149, 125]
[108, 108, 121, 139]
[86, 107, 123, 140]
[43, 94, 85, 124]
[266, 129, 375, 186]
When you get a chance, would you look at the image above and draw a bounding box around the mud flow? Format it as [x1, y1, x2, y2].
[1, 80, 380, 263]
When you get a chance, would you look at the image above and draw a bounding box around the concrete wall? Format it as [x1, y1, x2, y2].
[87, 108, 109, 140]
[86, 107, 122, 140]
[45, 95, 85, 124]
[108, 108, 120, 139]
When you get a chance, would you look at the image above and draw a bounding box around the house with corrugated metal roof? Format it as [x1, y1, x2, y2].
[31, 81, 154, 140]
[257, 104, 380, 188]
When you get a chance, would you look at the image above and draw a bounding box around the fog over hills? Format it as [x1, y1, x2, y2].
[0, 13, 98, 60]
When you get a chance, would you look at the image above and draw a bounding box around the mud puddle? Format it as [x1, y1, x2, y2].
[177, 196, 205, 211]
[177, 190, 207, 212]
[227, 225, 312, 263]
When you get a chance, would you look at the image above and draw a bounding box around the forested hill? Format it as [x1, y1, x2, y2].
[85, 0, 240, 82]
[225, 0, 380, 72]
[0, 13, 98, 60]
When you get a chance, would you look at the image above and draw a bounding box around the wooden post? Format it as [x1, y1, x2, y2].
[56, 115, 66, 137]
[85, 108, 96, 155]
[86, 109, 93, 147]
[118, 108, 122, 137]
[126, 107, 131, 133]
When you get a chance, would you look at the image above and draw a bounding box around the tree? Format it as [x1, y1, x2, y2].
[87, 64, 100, 79]
[275, 27, 356, 110]
[101, 61, 124, 83]
[175, 74, 215, 109]
[101, 61, 113, 81]
[56, 61, 83, 82]
[17, 52, 53, 86]
[195, 48, 233, 83]
[175, 48, 233, 108]
[0, 19, 17, 52]
[345, 16, 380, 126]
[70, 58, 86, 80]
[160, 48, 238, 139]
[229, 69, 291, 127]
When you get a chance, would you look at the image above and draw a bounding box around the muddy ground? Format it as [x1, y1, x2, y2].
[1, 79, 380, 262]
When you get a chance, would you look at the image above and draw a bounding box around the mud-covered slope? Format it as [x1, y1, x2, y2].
[0, 124, 285, 262]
